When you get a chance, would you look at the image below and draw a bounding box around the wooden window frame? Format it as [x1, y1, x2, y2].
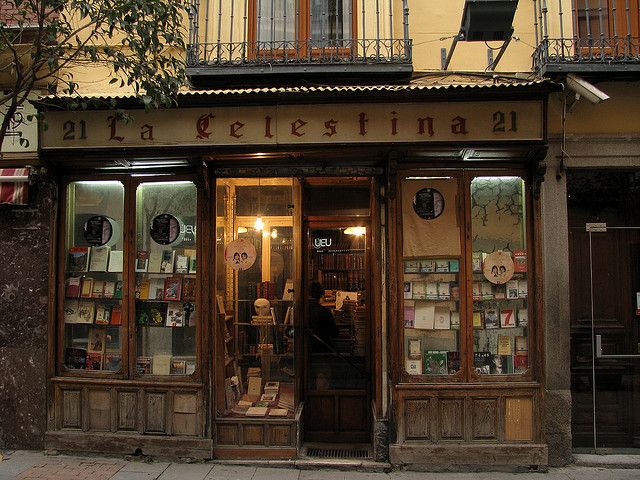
[573, 0, 640, 56]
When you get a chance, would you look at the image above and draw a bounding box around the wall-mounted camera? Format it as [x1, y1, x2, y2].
[566, 74, 610, 105]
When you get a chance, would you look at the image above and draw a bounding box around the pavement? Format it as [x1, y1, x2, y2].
[0, 450, 639, 480]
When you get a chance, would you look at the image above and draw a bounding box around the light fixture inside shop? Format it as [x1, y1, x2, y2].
[237, 226, 248, 234]
[271, 228, 278, 239]
[344, 226, 366, 236]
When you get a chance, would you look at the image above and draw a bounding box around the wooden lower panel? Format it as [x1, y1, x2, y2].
[505, 397, 533, 441]
[269, 425, 291, 446]
[405, 399, 431, 440]
[305, 396, 335, 433]
[62, 390, 81, 429]
[145, 393, 166, 433]
[88, 389, 111, 431]
[117, 391, 137, 431]
[338, 395, 368, 432]
[243, 424, 264, 445]
[471, 398, 498, 440]
[439, 398, 464, 440]
[216, 424, 238, 445]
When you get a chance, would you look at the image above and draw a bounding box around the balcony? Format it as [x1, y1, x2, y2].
[186, 0, 412, 85]
[533, 0, 640, 75]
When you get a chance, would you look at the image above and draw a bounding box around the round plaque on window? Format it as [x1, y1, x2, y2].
[482, 250, 515, 285]
[150, 214, 181, 245]
[83, 215, 113, 246]
[413, 188, 445, 220]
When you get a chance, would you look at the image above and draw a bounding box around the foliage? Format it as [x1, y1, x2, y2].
[0, 0, 190, 149]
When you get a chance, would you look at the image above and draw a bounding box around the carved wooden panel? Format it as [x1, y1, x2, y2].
[87, 389, 111, 431]
[269, 425, 292, 446]
[505, 397, 533, 441]
[338, 395, 368, 432]
[173, 393, 198, 436]
[472, 398, 498, 440]
[405, 399, 431, 440]
[62, 389, 81, 429]
[145, 392, 166, 433]
[305, 396, 335, 433]
[243, 424, 264, 445]
[439, 398, 464, 440]
[216, 424, 238, 445]
[117, 391, 137, 431]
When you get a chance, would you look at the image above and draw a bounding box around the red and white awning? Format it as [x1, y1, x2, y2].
[0, 168, 30, 205]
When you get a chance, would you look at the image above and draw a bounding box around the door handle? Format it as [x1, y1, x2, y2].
[595, 334, 640, 359]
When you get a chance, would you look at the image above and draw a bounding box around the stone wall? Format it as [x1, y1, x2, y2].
[0, 171, 56, 449]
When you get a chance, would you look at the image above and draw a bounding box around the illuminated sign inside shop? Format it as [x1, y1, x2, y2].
[41, 101, 544, 149]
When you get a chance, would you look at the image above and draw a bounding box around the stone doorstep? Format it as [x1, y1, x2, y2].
[574, 454, 640, 469]
[213, 459, 392, 473]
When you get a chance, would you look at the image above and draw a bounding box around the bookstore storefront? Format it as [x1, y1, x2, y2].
[39, 84, 552, 465]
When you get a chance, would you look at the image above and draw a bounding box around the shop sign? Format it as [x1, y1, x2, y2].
[1, 101, 38, 153]
[41, 101, 544, 149]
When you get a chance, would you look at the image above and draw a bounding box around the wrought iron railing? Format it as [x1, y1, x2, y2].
[533, 0, 640, 73]
[186, 0, 412, 74]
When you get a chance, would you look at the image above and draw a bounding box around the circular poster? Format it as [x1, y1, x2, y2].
[482, 250, 515, 285]
[150, 214, 181, 245]
[83, 216, 113, 246]
[225, 238, 257, 271]
[413, 188, 444, 220]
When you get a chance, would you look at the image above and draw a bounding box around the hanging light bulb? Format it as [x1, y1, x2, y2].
[254, 216, 264, 231]
[271, 228, 278, 239]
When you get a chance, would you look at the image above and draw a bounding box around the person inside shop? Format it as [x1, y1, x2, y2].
[308, 281, 338, 354]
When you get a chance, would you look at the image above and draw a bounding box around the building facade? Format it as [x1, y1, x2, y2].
[0, 0, 639, 469]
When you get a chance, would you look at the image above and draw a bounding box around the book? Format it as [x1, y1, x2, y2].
[412, 281, 427, 299]
[107, 250, 123, 272]
[95, 304, 110, 325]
[414, 302, 435, 329]
[494, 285, 506, 300]
[135, 251, 149, 272]
[449, 259, 460, 273]
[114, 281, 123, 299]
[64, 347, 86, 369]
[163, 277, 182, 301]
[518, 308, 528, 326]
[268, 408, 289, 417]
[166, 302, 185, 327]
[105, 328, 120, 353]
[136, 356, 152, 375]
[170, 359, 186, 375]
[188, 256, 197, 274]
[182, 277, 196, 302]
[404, 260, 420, 273]
[335, 291, 358, 310]
[500, 308, 516, 328]
[104, 353, 121, 371]
[514, 353, 528, 372]
[264, 381, 280, 393]
[86, 352, 103, 370]
[91, 280, 105, 298]
[447, 351, 460, 374]
[451, 285, 460, 301]
[515, 335, 528, 353]
[506, 280, 519, 299]
[473, 311, 484, 329]
[497, 335, 512, 355]
[450, 311, 460, 329]
[425, 282, 438, 300]
[152, 354, 172, 375]
[405, 359, 422, 375]
[67, 246, 90, 272]
[87, 327, 106, 353]
[423, 350, 448, 375]
[433, 307, 451, 329]
[147, 252, 162, 273]
[472, 282, 482, 300]
[481, 282, 493, 300]
[491, 355, 512, 374]
[513, 249, 527, 273]
[64, 300, 79, 323]
[160, 250, 175, 274]
[472, 252, 483, 272]
[103, 281, 115, 298]
[245, 407, 268, 417]
[147, 277, 164, 300]
[474, 352, 492, 374]
[403, 301, 415, 328]
[65, 277, 82, 298]
[175, 254, 189, 274]
[282, 279, 294, 301]
[403, 281, 412, 299]
[247, 376, 262, 396]
[484, 309, 499, 329]
[136, 278, 150, 300]
[89, 246, 110, 272]
[80, 277, 94, 298]
[407, 338, 422, 359]
[518, 279, 528, 298]
[110, 305, 122, 325]
[435, 260, 449, 272]
[76, 300, 95, 324]
[420, 259, 435, 273]
[260, 393, 277, 402]
[437, 282, 450, 300]
[185, 360, 196, 375]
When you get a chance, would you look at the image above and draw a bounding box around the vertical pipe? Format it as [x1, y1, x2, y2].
[217, 0, 222, 62]
[242, 0, 248, 61]
[589, 231, 598, 452]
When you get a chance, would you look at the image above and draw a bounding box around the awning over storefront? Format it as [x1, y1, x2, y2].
[0, 168, 30, 205]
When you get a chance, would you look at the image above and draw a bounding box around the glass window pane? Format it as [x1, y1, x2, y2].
[258, 0, 296, 42]
[63, 181, 125, 372]
[134, 181, 198, 376]
[401, 177, 461, 376]
[471, 176, 529, 375]
[310, 0, 351, 42]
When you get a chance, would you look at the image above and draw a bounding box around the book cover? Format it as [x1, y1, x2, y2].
[170, 359, 186, 375]
[91, 280, 105, 298]
[484, 309, 499, 329]
[175, 254, 189, 274]
[513, 249, 527, 273]
[435, 260, 449, 272]
[152, 354, 172, 375]
[76, 300, 95, 324]
[494, 285, 506, 300]
[405, 359, 422, 375]
[403, 301, 415, 328]
[425, 282, 438, 300]
[65, 277, 82, 298]
[414, 302, 435, 329]
[472, 282, 482, 300]
[107, 250, 123, 273]
[450, 311, 460, 329]
[518, 279, 528, 298]
[147, 252, 162, 273]
[473, 311, 484, 329]
[80, 277, 94, 298]
[517, 308, 528, 327]
[506, 280, 519, 299]
[103, 281, 115, 298]
[449, 259, 460, 273]
[160, 250, 175, 274]
[423, 350, 448, 375]
[447, 351, 460, 374]
[185, 360, 196, 375]
[437, 282, 450, 300]
[64, 347, 86, 369]
[433, 307, 451, 329]
[147, 278, 164, 300]
[335, 291, 358, 310]
[282, 279, 294, 300]
[473, 352, 492, 374]
[491, 355, 511, 374]
[135, 251, 149, 272]
[188, 256, 197, 274]
[247, 376, 262, 396]
[163, 277, 182, 301]
[407, 338, 422, 359]
[89, 246, 110, 272]
[63, 300, 79, 324]
[403, 281, 412, 299]
[86, 352, 103, 370]
[87, 327, 106, 353]
[514, 353, 528, 372]
[420, 259, 435, 273]
[481, 282, 494, 300]
[245, 407, 268, 417]
[497, 335, 512, 355]
[106, 328, 120, 353]
[472, 252, 483, 272]
[515, 335, 528, 353]
[411, 281, 426, 299]
[136, 356, 152, 375]
[182, 277, 196, 302]
[166, 302, 185, 327]
[136, 278, 150, 300]
[500, 308, 516, 328]
[451, 285, 460, 301]
[404, 260, 420, 273]
[104, 353, 121, 371]
[114, 281, 123, 299]
[95, 304, 110, 325]
[268, 408, 289, 417]
[67, 246, 90, 272]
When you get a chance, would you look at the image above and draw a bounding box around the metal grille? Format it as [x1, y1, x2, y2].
[306, 447, 371, 459]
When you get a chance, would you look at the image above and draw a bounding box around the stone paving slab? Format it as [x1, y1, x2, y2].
[157, 463, 214, 480]
[204, 465, 257, 480]
[13, 460, 123, 480]
[252, 467, 300, 480]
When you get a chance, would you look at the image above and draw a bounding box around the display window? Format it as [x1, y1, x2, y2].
[399, 170, 533, 381]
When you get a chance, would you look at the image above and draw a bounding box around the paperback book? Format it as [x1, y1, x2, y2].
[423, 350, 448, 375]
[67, 246, 90, 272]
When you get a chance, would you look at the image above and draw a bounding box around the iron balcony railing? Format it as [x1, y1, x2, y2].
[186, 0, 412, 78]
[533, 0, 640, 73]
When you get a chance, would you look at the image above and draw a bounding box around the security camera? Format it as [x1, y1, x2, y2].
[566, 74, 610, 104]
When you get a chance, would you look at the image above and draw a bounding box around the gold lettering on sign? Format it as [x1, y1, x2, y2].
[451, 116, 468, 135]
[417, 117, 434, 137]
[291, 119, 307, 137]
[492, 111, 517, 133]
[230, 121, 245, 138]
[358, 112, 368, 136]
[323, 119, 338, 137]
[107, 116, 124, 142]
[196, 114, 215, 139]
[140, 124, 154, 140]
[264, 115, 274, 139]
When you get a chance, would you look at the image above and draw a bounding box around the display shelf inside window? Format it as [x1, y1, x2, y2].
[403, 258, 461, 376]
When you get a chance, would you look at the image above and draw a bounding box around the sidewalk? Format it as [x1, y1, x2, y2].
[1, 450, 639, 480]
